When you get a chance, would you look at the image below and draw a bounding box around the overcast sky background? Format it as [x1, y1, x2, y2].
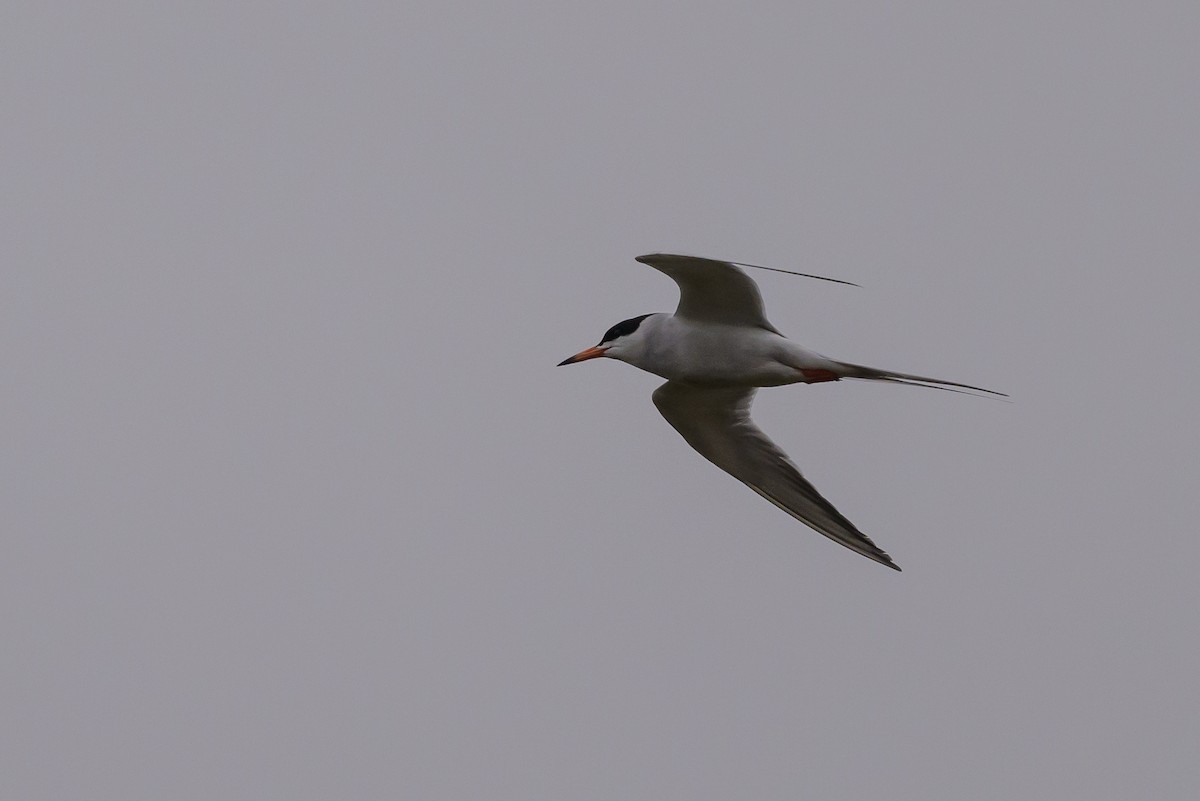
[4, 3, 1199, 799]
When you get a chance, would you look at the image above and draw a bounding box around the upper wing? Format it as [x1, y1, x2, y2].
[652, 381, 901, 570]
[635, 253, 780, 332]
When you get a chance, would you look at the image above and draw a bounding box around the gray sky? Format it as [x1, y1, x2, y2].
[4, 2, 1198, 799]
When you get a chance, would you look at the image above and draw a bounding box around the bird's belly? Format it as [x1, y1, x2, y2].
[665, 362, 799, 387]
[650, 334, 800, 387]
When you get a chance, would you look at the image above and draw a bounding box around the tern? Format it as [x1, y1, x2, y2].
[558, 253, 1004, 571]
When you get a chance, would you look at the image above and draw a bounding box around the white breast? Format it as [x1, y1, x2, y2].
[634, 316, 816, 387]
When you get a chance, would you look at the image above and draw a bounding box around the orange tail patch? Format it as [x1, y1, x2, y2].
[801, 368, 840, 383]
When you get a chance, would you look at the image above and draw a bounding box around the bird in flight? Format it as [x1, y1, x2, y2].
[558, 253, 1004, 571]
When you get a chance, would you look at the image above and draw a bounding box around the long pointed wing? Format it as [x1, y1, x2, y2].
[652, 381, 901, 570]
[634, 253, 781, 332]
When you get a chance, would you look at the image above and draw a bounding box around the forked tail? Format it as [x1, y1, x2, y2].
[833, 361, 1008, 398]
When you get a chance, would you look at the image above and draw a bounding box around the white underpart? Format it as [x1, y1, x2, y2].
[615, 314, 838, 387]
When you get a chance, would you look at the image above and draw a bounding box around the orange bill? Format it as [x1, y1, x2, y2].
[557, 345, 608, 366]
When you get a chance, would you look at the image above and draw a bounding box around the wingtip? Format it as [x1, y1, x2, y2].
[634, 253, 672, 265]
[869, 551, 902, 571]
[634, 253, 860, 287]
[634, 252, 683, 267]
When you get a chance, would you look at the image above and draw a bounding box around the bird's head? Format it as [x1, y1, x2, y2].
[557, 313, 656, 366]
